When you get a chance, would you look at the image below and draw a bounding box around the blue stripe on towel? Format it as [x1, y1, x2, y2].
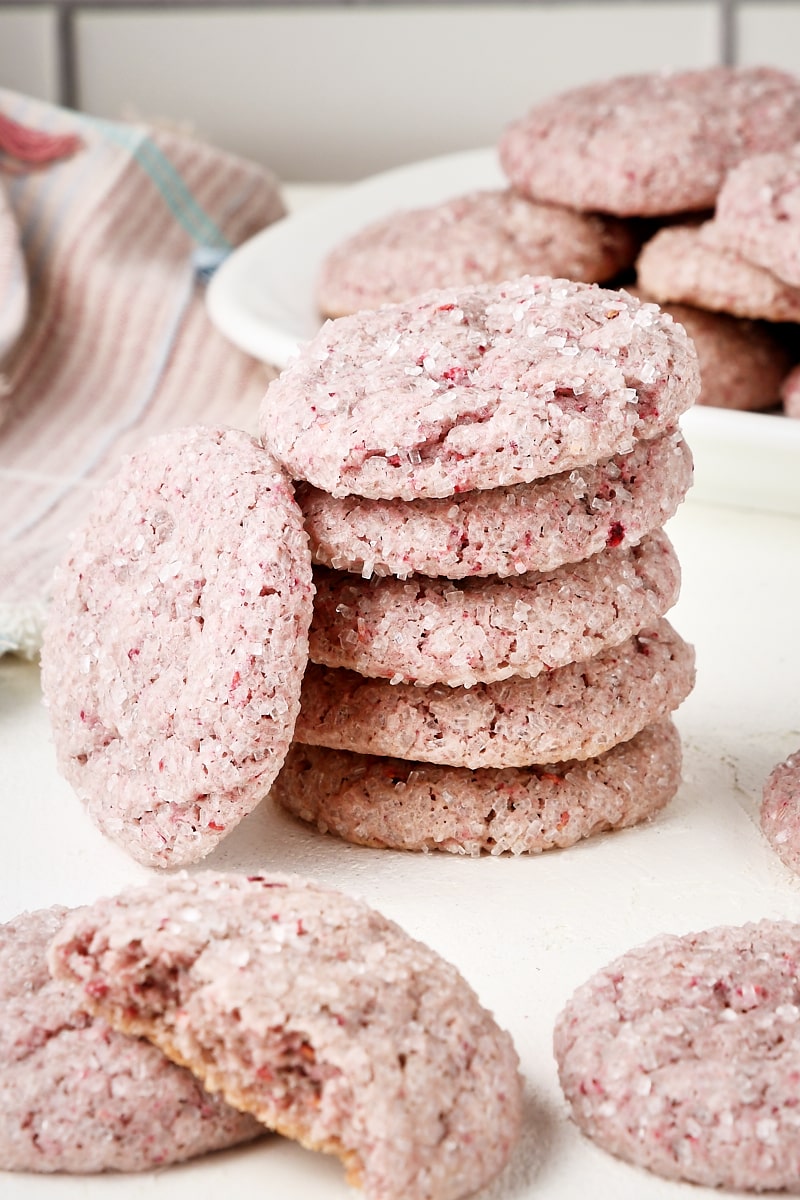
[83, 117, 232, 254]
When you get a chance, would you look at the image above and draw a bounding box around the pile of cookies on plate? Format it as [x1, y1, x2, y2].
[319, 64, 800, 416]
[6, 62, 800, 1200]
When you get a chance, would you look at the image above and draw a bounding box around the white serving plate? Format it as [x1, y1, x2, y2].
[207, 149, 800, 516]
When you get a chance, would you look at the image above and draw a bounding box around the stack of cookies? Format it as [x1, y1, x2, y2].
[265, 274, 698, 856]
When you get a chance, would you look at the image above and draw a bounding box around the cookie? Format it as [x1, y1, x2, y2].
[761, 748, 800, 874]
[309, 531, 680, 688]
[316, 189, 638, 318]
[295, 621, 695, 768]
[299, 430, 692, 580]
[0, 906, 261, 1173]
[710, 149, 800, 288]
[554, 920, 800, 1191]
[665, 303, 792, 411]
[499, 67, 800, 217]
[49, 872, 523, 1200]
[275, 719, 681, 855]
[631, 290, 792, 411]
[40, 426, 314, 869]
[636, 225, 800, 323]
[781, 364, 800, 418]
[260, 276, 699, 501]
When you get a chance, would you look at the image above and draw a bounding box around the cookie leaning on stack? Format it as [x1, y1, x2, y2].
[40, 426, 315, 869]
[262, 275, 699, 855]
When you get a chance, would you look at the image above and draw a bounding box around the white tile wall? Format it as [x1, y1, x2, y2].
[74, 3, 720, 182]
[0, 6, 59, 103]
[737, 4, 800, 72]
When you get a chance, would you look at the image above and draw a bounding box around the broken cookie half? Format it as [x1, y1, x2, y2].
[48, 870, 522, 1200]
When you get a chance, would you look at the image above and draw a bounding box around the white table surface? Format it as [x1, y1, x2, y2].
[3, 186, 800, 1200]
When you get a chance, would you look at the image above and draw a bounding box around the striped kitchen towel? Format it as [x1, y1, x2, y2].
[0, 90, 285, 657]
[0, 180, 27, 365]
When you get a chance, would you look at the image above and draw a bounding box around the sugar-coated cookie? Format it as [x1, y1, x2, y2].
[636, 225, 800, 322]
[710, 149, 800, 288]
[316, 189, 637, 318]
[49, 872, 522, 1200]
[40, 426, 314, 869]
[299, 430, 692, 579]
[664, 302, 792, 411]
[295, 621, 695, 768]
[555, 920, 800, 1191]
[761, 748, 800, 874]
[499, 67, 800, 217]
[260, 277, 699, 500]
[631, 289, 792, 411]
[309, 532, 679, 688]
[275, 720, 681, 855]
[0, 906, 261, 1173]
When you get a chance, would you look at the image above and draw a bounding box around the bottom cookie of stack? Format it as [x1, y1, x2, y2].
[273, 719, 681, 856]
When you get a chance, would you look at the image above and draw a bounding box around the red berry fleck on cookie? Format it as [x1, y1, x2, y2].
[606, 521, 625, 547]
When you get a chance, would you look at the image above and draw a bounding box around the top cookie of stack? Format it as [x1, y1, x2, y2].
[263, 275, 699, 857]
[265, 276, 694, 501]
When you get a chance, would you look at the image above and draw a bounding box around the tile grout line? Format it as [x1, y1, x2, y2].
[720, 0, 739, 65]
[2, 0, 760, 5]
[56, 3, 77, 109]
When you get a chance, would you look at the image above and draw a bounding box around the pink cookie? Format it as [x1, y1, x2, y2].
[761, 748, 800, 873]
[316, 189, 638, 318]
[555, 920, 800, 1191]
[781, 364, 800, 418]
[296, 621, 695, 768]
[275, 720, 681, 856]
[40, 426, 314, 869]
[49, 872, 523, 1200]
[0, 906, 260, 1173]
[499, 67, 800, 217]
[710, 148, 800, 288]
[299, 430, 693, 579]
[636, 225, 800, 322]
[632, 289, 792, 411]
[309, 531, 680, 688]
[260, 277, 699, 500]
